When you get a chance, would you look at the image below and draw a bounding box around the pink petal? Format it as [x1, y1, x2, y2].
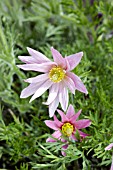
[53, 115, 63, 127]
[66, 52, 83, 71]
[74, 119, 91, 129]
[71, 134, 77, 141]
[110, 156, 113, 170]
[44, 120, 59, 130]
[105, 143, 113, 151]
[46, 137, 56, 142]
[57, 109, 69, 122]
[61, 151, 66, 156]
[78, 130, 89, 138]
[59, 86, 68, 111]
[66, 104, 75, 119]
[52, 130, 62, 139]
[44, 83, 59, 105]
[63, 76, 75, 94]
[24, 73, 49, 83]
[49, 95, 59, 117]
[20, 82, 43, 98]
[61, 144, 69, 156]
[70, 110, 82, 124]
[67, 72, 88, 94]
[17, 62, 56, 72]
[27, 47, 51, 63]
[51, 47, 66, 68]
[18, 56, 38, 64]
[29, 80, 53, 102]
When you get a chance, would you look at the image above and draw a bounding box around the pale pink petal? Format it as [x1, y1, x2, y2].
[57, 109, 69, 122]
[66, 104, 75, 119]
[67, 72, 88, 94]
[24, 73, 49, 83]
[20, 82, 43, 98]
[74, 119, 91, 129]
[29, 80, 53, 102]
[17, 62, 56, 72]
[61, 151, 66, 156]
[105, 143, 113, 151]
[27, 47, 51, 63]
[49, 95, 59, 117]
[78, 130, 89, 138]
[70, 110, 82, 124]
[59, 86, 68, 111]
[63, 76, 75, 94]
[53, 115, 63, 127]
[71, 134, 77, 141]
[52, 130, 62, 139]
[51, 47, 66, 68]
[66, 52, 83, 71]
[44, 83, 59, 105]
[18, 56, 38, 64]
[46, 137, 56, 142]
[110, 156, 113, 170]
[44, 120, 59, 130]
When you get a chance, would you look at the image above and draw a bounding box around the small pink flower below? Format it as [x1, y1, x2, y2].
[45, 104, 91, 156]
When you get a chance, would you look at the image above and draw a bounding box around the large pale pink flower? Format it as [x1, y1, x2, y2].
[105, 143, 113, 170]
[17, 47, 88, 117]
[45, 104, 91, 156]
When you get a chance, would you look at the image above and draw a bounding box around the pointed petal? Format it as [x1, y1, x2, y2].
[66, 104, 75, 119]
[78, 130, 89, 138]
[71, 134, 77, 141]
[20, 82, 43, 98]
[17, 62, 56, 72]
[44, 120, 59, 130]
[44, 83, 59, 105]
[46, 137, 56, 142]
[53, 115, 63, 127]
[18, 56, 38, 64]
[63, 76, 75, 94]
[49, 95, 59, 117]
[27, 47, 51, 63]
[70, 110, 82, 124]
[61, 151, 66, 156]
[30, 80, 53, 102]
[25, 73, 49, 83]
[59, 86, 68, 111]
[74, 119, 91, 129]
[67, 72, 88, 94]
[51, 47, 66, 68]
[66, 52, 83, 71]
[57, 109, 69, 122]
[52, 130, 62, 139]
[105, 143, 113, 150]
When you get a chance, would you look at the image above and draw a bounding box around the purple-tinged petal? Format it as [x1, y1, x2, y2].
[18, 56, 38, 64]
[78, 130, 89, 138]
[110, 156, 113, 170]
[74, 119, 91, 129]
[70, 110, 82, 124]
[46, 137, 56, 142]
[105, 143, 113, 151]
[66, 52, 83, 71]
[20, 82, 43, 98]
[17, 62, 56, 73]
[25, 73, 49, 83]
[51, 47, 66, 68]
[67, 72, 88, 94]
[49, 95, 59, 117]
[66, 104, 75, 119]
[59, 86, 68, 111]
[53, 115, 63, 127]
[29, 80, 53, 103]
[61, 144, 69, 156]
[44, 83, 59, 105]
[61, 151, 66, 156]
[52, 130, 62, 139]
[27, 47, 51, 63]
[57, 109, 69, 122]
[63, 76, 75, 94]
[44, 120, 59, 130]
[71, 134, 77, 141]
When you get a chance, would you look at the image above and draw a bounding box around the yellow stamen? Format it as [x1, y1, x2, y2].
[49, 66, 65, 83]
[62, 122, 74, 137]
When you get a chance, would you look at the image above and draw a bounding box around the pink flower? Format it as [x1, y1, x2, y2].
[17, 47, 88, 117]
[45, 104, 91, 156]
[105, 143, 113, 170]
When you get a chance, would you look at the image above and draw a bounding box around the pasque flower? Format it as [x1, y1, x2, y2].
[17, 47, 88, 117]
[45, 104, 91, 156]
[105, 143, 113, 170]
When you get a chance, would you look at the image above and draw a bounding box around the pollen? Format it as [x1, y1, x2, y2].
[49, 66, 65, 83]
[61, 122, 74, 137]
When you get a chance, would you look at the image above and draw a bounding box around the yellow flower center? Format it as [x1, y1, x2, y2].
[49, 66, 65, 83]
[61, 123, 74, 137]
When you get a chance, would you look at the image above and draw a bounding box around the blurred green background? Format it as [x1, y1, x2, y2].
[0, 0, 113, 169]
